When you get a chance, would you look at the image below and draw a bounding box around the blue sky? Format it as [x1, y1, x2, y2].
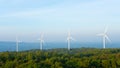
[0, 0, 120, 42]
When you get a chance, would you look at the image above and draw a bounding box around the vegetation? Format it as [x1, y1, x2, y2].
[0, 48, 120, 68]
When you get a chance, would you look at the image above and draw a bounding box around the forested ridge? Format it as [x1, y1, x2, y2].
[0, 48, 120, 68]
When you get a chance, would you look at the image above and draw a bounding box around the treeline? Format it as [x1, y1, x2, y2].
[0, 48, 120, 68]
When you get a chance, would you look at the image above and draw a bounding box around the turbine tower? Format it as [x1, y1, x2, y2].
[67, 31, 74, 50]
[97, 26, 111, 49]
[38, 33, 44, 51]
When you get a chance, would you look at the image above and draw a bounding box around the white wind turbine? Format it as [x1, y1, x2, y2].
[67, 31, 75, 50]
[16, 36, 21, 52]
[97, 26, 111, 49]
[38, 33, 44, 51]
[16, 36, 18, 52]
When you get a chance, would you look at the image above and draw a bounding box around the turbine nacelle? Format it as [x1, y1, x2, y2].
[67, 37, 75, 41]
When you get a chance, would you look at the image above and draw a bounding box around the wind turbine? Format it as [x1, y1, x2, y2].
[16, 36, 22, 52]
[16, 36, 19, 52]
[38, 33, 44, 51]
[97, 26, 111, 49]
[67, 31, 75, 50]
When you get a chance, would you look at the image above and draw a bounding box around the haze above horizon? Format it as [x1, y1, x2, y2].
[0, 0, 120, 42]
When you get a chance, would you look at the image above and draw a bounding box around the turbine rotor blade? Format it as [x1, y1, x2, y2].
[67, 30, 71, 41]
[97, 33, 104, 36]
[40, 33, 44, 39]
[104, 26, 108, 33]
[68, 31, 71, 37]
[105, 35, 111, 42]
[67, 30, 75, 41]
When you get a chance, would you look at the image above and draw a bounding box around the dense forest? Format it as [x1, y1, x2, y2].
[0, 48, 120, 68]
